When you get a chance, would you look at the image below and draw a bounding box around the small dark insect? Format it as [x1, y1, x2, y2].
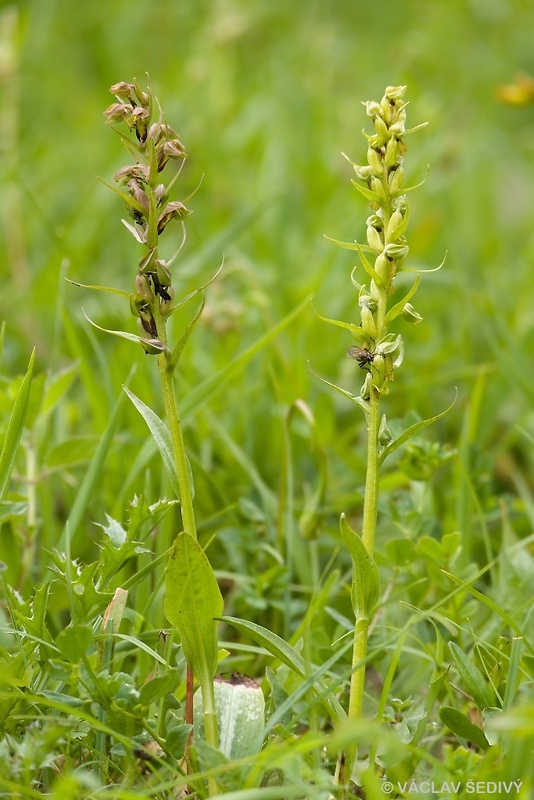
[347, 346, 376, 370]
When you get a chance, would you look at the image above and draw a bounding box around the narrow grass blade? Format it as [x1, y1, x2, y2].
[220, 615, 345, 723]
[180, 296, 309, 418]
[0, 349, 35, 502]
[123, 386, 180, 500]
[442, 570, 533, 652]
[112, 299, 311, 501]
[503, 637, 522, 710]
[57, 367, 135, 550]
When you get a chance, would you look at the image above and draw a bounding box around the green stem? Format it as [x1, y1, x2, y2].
[361, 387, 380, 556]
[343, 385, 380, 785]
[199, 671, 219, 796]
[157, 346, 197, 539]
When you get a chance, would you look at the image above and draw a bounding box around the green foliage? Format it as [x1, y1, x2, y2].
[1, 1, 534, 797]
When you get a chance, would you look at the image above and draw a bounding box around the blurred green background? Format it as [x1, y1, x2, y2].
[1, 0, 534, 577]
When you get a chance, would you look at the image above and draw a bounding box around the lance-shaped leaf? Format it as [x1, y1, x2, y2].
[0, 349, 35, 502]
[339, 514, 379, 619]
[123, 386, 181, 500]
[439, 706, 489, 751]
[379, 393, 456, 464]
[164, 532, 223, 680]
[449, 642, 496, 710]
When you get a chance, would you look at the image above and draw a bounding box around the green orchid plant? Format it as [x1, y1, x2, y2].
[317, 85, 449, 788]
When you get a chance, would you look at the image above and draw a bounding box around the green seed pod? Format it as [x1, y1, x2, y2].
[193, 675, 265, 760]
